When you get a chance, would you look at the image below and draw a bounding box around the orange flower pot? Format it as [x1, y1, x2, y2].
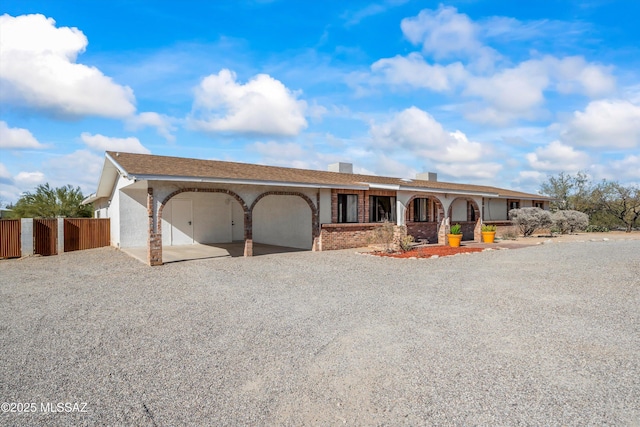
[482, 231, 496, 243]
[448, 234, 462, 247]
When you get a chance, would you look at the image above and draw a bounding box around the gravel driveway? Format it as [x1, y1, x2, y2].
[1, 239, 639, 426]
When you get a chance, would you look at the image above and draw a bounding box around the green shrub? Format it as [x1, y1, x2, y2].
[481, 224, 497, 232]
[450, 224, 462, 235]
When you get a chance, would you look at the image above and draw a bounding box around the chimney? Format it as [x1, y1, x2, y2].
[328, 162, 353, 174]
[416, 172, 437, 181]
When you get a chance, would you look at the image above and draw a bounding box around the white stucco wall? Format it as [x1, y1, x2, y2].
[231, 200, 244, 241]
[108, 176, 137, 247]
[192, 192, 233, 244]
[119, 188, 148, 248]
[484, 198, 508, 221]
[450, 198, 468, 222]
[161, 193, 235, 245]
[253, 195, 312, 249]
[319, 188, 331, 225]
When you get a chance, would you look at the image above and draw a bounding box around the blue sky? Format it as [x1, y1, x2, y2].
[1, 0, 639, 203]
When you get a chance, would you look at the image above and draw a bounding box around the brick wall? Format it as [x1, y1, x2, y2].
[319, 223, 407, 251]
[406, 222, 438, 243]
[319, 223, 380, 250]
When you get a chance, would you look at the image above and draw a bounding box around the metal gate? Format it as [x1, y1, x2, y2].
[0, 219, 21, 258]
[34, 219, 57, 256]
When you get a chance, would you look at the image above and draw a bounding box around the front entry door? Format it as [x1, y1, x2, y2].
[171, 199, 194, 245]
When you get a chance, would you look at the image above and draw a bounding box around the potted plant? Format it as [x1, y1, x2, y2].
[481, 224, 497, 243]
[448, 223, 463, 247]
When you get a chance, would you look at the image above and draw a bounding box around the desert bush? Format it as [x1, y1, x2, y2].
[398, 235, 415, 252]
[371, 221, 395, 252]
[509, 207, 553, 237]
[552, 210, 589, 234]
[500, 227, 518, 240]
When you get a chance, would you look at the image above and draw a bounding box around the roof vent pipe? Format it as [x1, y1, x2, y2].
[328, 162, 353, 174]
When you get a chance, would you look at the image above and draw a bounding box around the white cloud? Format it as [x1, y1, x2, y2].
[605, 155, 640, 180]
[463, 56, 615, 125]
[126, 112, 177, 142]
[370, 106, 484, 162]
[464, 60, 549, 123]
[368, 107, 503, 180]
[371, 53, 466, 91]
[190, 69, 307, 136]
[14, 171, 45, 185]
[0, 14, 135, 118]
[43, 150, 104, 194]
[401, 6, 479, 58]
[526, 140, 590, 172]
[342, 0, 408, 27]
[0, 163, 11, 180]
[0, 121, 45, 149]
[560, 99, 640, 149]
[435, 161, 503, 180]
[80, 133, 151, 154]
[252, 141, 306, 159]
[548, 56, 615, 97]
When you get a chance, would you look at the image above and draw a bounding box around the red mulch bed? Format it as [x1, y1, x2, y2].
[372, 246, 484, 259]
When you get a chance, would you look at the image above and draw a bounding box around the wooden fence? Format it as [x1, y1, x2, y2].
[34, 218, 58, 256]
[0, 219, 21, 258]
[64, 218, 110, 252]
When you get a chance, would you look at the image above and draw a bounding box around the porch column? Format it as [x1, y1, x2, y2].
[147, 187, 163, 266]
[243, 208, 253, 257]
[474, 218, 482, 242]
[438, 217, 450, 245]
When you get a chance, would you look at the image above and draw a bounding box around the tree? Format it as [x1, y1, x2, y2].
[509, 207, 553, 237]
[8, 183, 93, 218]
[540, 171, 591, 211]
[591, 181, 640, 233]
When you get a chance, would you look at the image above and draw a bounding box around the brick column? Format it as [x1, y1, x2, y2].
[474, 218, 482, 242]
[147, 187, 163, 266]
[438, 217, 450, 245]
[244, 209, 253, 257]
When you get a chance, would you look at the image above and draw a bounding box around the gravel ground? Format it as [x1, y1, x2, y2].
[1, 239, 639, 426]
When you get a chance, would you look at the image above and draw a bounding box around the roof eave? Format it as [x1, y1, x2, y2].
[131, 174, 369, 190]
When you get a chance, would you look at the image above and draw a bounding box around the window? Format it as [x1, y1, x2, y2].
[468, 201, 476, 222]
[369, 196, 396, 222]
[534, 201, 544, 209]
[337, 194, 358, 223]
[413, 198, 430, 222]
[508, 200, 520, 211]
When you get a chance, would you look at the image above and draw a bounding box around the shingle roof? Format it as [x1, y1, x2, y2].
[106, 151, 547, 199]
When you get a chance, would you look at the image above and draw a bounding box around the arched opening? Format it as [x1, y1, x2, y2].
[447, 197, 481, 241]
[157, 188, 250, 262]
[404, 195, 445, 243]
[251, 191, 318, 250]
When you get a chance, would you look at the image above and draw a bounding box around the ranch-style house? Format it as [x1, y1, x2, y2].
[84, 151, 549, 265]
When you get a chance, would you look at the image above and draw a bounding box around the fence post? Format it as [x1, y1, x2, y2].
[57, 218, 65, 254]
[21, 218, 33, 256]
